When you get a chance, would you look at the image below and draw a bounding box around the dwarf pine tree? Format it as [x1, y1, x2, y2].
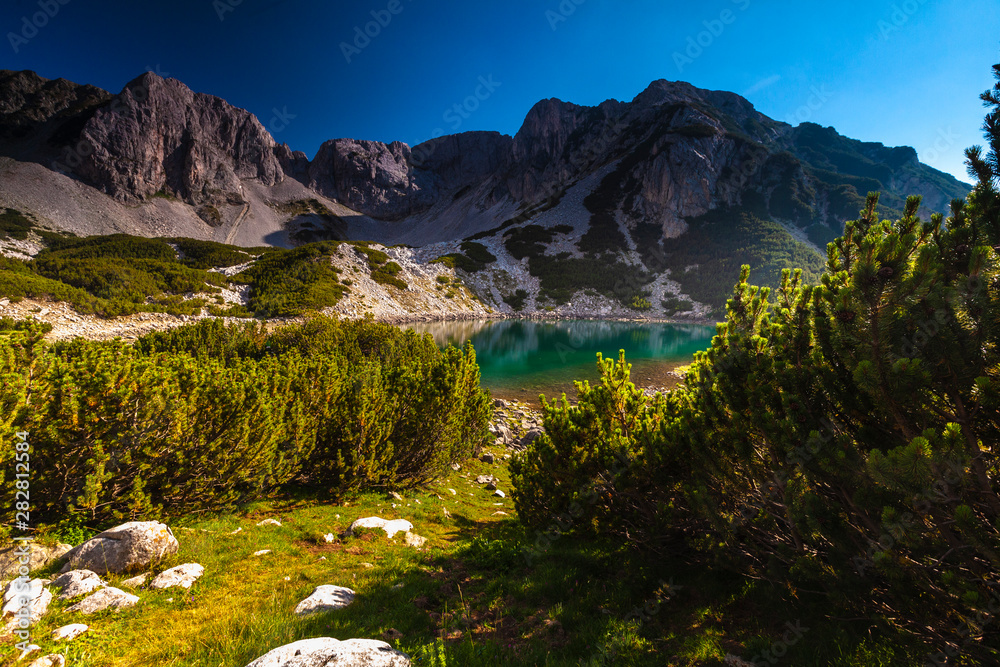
[512, 57, 1000, 658]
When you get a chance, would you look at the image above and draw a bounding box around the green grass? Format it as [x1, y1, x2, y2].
[3, 457, 931, 666]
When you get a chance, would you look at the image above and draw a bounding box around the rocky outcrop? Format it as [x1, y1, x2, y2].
[71, 72, 285, 214]
[61, 521, 179, 575]
[0, 69, 972, 292]
[308, 139, 436, 220]
[244, 637, 410, 667]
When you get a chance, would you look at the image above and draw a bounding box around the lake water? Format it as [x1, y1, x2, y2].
[401, 319, 718, 405]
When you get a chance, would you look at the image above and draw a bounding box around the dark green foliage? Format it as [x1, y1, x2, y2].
[0, 234, 236, 316]
[234, 241, 347, 317]
[513, 191, 1000, 657]
[527, 254, 650, 306]
[170, 238, 258, 269]
[0, 208, 35, 240]
[371, 261, 407, 289]
[431, 242, 497, 274]
[512, 61, 1000, 656]
[0, 256, 106, 314]
[663, 207, 825, 313]
[345, 243, 408, 289]
[660, 295, 690, 315]
[504, 225, 559, 260]
[29, 234, 226, 312]
[502, 289, 528, 311]
[459, 241, 496, 266]
[1, 317, 491, 524]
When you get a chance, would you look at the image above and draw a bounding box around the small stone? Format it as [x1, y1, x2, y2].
[480, 452, 495, 464]
[51, 623, 89, 641]
[18, 644, 41, 660]
[149, 563, 204, 590]
[120, 573, 149, 588]
[404, 533, 427, 548]
[447, 489, 456, 495]
[383, 627, 403, 641]
[349, 517, 413, 539]
[323, 533, 335, 543]
[256, 518, 281, 527]
[66, 587, 138, 614]
[27, 655, 65, 667]
[475, 475, 494, 485]
[52, 569, 106, 600]
[294, 585, 355, 616]
[253, 550, 271, 557]
[450, 463, 461, 471]
[361, 563, 374, 568]
[230, 527, 243, 535]
[494, 490, 506, 498]
[485, 482, 497, 491]
[2, 578, 51, 627]
[390, 492, 404, 501]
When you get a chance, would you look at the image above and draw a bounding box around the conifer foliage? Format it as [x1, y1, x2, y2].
[512, 59, 1000, 657]
[0, 317, 490, 524]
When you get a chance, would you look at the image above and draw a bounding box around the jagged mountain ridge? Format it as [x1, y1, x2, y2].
[0, 69, 971, 315]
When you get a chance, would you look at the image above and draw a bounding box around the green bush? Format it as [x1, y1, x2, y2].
[503, 289, 529, 311]
[1, 317, 492, 524]
[511, 63, 1000, 655]
[0, 208, 35, 240]
[431, 241, 497, 274]
[234, 242, 346, 317]
[170, 238, 258, 269]
[630, 295, 652, 311]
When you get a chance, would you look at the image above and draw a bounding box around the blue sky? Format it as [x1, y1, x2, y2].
[2, 0, 998, 182]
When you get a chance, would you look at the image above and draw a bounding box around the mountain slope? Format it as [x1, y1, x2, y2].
[0, 69, 971, 316]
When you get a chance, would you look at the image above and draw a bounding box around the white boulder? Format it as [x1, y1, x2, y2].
[244, 637, 410, 667]
[51, 622, 89, 641]
[51, 569, 105, 599]
[66, 587, 139, 614]
[293, 585, 355, 616]
[348, 517, 413, 539]
[150, 563, 204, 590]
[60, 521, 178, 575]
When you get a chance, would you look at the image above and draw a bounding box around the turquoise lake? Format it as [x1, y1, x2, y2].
[401, 319, 718, 405]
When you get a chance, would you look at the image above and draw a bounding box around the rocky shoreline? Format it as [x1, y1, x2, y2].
[0, 296, 720, 342]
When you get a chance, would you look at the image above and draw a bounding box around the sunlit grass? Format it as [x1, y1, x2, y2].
[1, 457, 931, 666]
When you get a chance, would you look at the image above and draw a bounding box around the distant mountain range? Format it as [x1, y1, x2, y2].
[0, 69, 972, 315]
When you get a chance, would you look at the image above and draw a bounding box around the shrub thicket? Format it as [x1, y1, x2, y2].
[0, 317, 491, 524]
[233, 241, 347, 317]
[512, 61, 1000, 659]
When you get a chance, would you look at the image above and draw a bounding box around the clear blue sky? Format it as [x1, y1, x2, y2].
[2, 0, 998, 182]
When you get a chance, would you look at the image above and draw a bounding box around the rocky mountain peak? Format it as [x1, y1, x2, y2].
[70, 71, 284, 219]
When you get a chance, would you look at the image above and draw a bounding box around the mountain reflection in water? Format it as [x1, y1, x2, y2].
[401, 319, 717, 405]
